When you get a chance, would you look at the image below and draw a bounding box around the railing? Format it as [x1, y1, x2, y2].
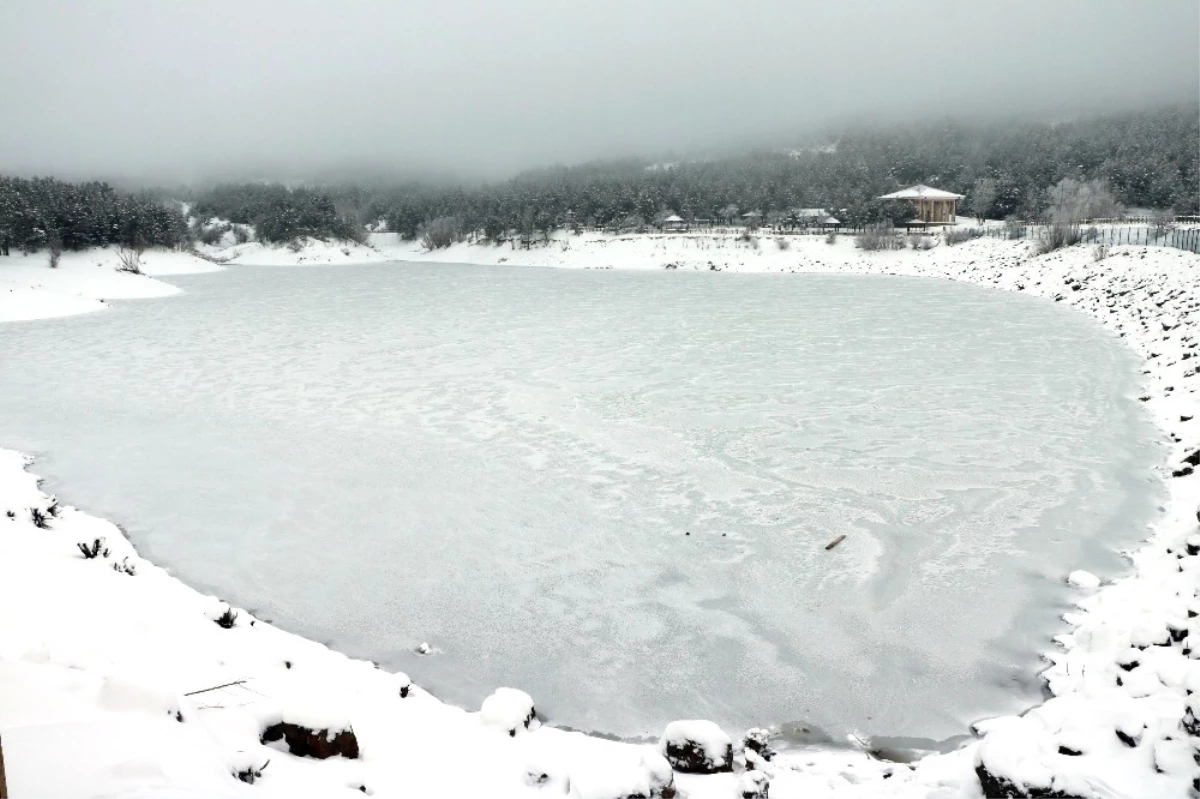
[974, 225, 1200, 254]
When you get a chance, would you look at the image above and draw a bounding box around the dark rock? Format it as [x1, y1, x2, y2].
[1173, 466, 1194, 478]
[261, 722, 359, 760]
[974, 764, 1084, 798]
[1057, 746, 1082, 756]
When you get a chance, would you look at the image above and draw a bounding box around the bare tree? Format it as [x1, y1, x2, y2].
[1045, 178, 1122, 225]
[969, 178, 998, 223]
[1038, 178, 1122, 253]
[1152, 208, 1176, 238]
[420, 216, 462, 250]
[46, 227, 62, 268]
[115, 245, 143, 274]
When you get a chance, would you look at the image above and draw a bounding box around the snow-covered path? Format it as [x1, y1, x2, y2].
[2, 234, 1200, 797]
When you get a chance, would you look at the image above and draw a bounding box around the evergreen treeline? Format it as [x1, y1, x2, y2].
[0, 105, 1195, 254]
[354, 105, 1195, 236]
[0, 177, 185, 253]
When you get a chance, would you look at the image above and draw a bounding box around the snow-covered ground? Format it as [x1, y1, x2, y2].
[2, 231, 1200, 797]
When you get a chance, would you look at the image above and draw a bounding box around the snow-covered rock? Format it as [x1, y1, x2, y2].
[660, 720, 733, 774]
[479, 687, 538, 737]
[1067, 570, 1101, 589]
[739, 770, 770, 799]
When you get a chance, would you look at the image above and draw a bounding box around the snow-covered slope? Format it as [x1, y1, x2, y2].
[3, 234, 1199, 797]
[0, 248, 222, 323]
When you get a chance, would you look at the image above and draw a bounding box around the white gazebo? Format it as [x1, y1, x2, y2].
[661, 213, 687, 232]
[877, 184, 964, 225]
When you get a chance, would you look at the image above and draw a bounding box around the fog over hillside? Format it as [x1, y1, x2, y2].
[0, 0, 1196, 181]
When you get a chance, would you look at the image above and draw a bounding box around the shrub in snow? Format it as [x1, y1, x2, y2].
[214, 606, 238, 628]
[394, 671, 411, 699]
[742, 727, 774, 761]
[856, 222, 903, 251]
[76, 537, 110, 559]
[46, 501, 60, 517]
[30, 507, 49, 529]
[660, 720, 733, 774]
[112, 556, 137, 576]
[945, 228, 983, 246]
[261, 721, 360, 760]
[522, 762, 571, 793]
[5, 509, 13, 518]
[231, 758, 270, 782]
[739, 770, 770, 799]
[480, 687, 538, 737]
[115, 246, 143, 274]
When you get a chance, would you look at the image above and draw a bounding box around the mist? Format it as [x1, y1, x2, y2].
[0, 0, 1195, 183]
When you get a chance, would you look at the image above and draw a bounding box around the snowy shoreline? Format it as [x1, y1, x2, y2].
[3, 233, 1200, 797]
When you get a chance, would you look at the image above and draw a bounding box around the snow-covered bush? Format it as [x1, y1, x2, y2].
[742, 727, 774, 761]
[213, 606, 238, 628]
[30, 506, 49, 528]
[480, 687, 537, 737]
[660, 720, 733, 774]
[393, 671, 412, 699]
[739, 770, 769, 799]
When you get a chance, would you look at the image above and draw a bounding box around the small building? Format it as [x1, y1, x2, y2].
[741, 211, 763, 229]
[792, 208, 841, 229]
[878, 185, 964, 225]
[661, 213, 687, 232]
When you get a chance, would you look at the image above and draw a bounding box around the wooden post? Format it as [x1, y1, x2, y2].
[1, 733, 8, 799]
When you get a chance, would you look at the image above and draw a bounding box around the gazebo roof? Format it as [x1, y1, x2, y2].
[878, 184, 964, 200]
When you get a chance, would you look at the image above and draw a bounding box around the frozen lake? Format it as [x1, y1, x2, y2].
[0, 263, 1162, 741]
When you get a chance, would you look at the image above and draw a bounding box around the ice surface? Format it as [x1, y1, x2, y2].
[0, 263, 1162, 740]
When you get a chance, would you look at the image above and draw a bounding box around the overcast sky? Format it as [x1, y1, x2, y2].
[0, 0, 1195, 182]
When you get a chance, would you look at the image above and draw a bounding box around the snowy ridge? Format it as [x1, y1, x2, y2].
[2, 234, 1199, 797]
